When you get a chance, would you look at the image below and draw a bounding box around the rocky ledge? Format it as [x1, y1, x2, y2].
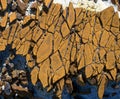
[0, 0, 120, 99]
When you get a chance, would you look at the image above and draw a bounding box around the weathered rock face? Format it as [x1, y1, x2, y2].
[0, 0, 120, 99]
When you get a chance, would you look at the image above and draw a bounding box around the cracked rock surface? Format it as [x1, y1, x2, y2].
[0, 0, 120, 99]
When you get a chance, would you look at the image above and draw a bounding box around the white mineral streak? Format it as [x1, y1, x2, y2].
[53, 0, 120, 17]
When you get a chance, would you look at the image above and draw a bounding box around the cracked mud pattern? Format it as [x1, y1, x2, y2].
[0, 0, 120, 99]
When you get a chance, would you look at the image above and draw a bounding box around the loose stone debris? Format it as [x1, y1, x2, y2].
[0, 0, 120, 99]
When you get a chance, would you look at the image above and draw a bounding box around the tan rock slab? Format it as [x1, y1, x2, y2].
[25, 29, 32, 41]
[75, 8, 82, 19]
[71, 46, 77, 62]
[2, 27, 10, 39]
[37, 33, 52, 63]
[39, 14, 47, 29]
[32, 27, 42, 42]
[61, 22, 70, 38]
[19, 26, 30, 39]
[51, 52, 62, 71]
[82, 23, 91, 43]
[48, 24, 55, 33]
[112, 12, 119, 28]
[0, 12, 8, 28]
[0, 37, 7, 51]
[85, 65, 93, 78]
[23, 15, 31, 25]
[9, 12, 17, 23]
[100, 6, 114, 27]
[100, 30, 110, 47]
[31, 67, 39, 85]
[94, 18, 102, 32]
[52, 4, 62, 16]
[110, 68, 117, 80]
[106, 51, 115, 70]
[39, 59, 50, 88]
[33, 44, 38, 56]
[12, 38, 21, 49]
[16, 41, 30, 56]
[53, 66, 65, 83]
[99, 48, 106, 61]
[84, 43, 93, 65]
[98, 75, 107, 99]
[8, 23, 18, 44]
[54, 31, 62, 52]
[67, 2, 75, 28]
[44, 0, 53, 7]
[0, 0, 7, 11]
[111, 27, 119, 36]
[106, 35, 115, 50]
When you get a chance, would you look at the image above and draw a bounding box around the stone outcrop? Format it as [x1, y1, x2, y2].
[0, 0, 120, 99]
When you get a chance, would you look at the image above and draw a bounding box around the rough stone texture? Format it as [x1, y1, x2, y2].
[9, 12, 17, 23]
[31, 67, 39, 85]
[0, 0, 7, 11]
[0, 13, 8, 27]
[37, 33, 52, 63]
[0, 2, 120, 99]
[39, 59, 50, 88]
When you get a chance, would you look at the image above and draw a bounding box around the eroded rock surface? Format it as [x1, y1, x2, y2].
[0, 0, 120, 99]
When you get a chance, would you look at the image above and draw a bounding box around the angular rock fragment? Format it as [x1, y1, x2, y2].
[100, 30, 110, 47]
[0, 13, 8, 28]
[39, 59, 50, 88]
[0, 0, 7, 11]
[9, 12, 17, 23]
[8, 23, 18, 44]
[82, 23, 91, 43]
[61, 22, 70, 38]
[32, 27, 42, 42]
[106, 51, 115, 70]
[67, 2, 75, 29]
[16, 41, 30, 56]
[22, 16, 31, 25]
[0, 37, 7, 51]
[110, 68, 117, 80]
[84, 43, 93, 65]
[53, 66, 65, 83]
[54, 31, 62, 52]
[51, 52, 62, 71]
[100, 6, 114, 27]
[44, 0, 53, 7]
[2, 27, 10, 39]
[31, 67, 39, 85]
[98, 75, 107, 99]
[85, 65, 93, 78]
[37, 33, 52, 63]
